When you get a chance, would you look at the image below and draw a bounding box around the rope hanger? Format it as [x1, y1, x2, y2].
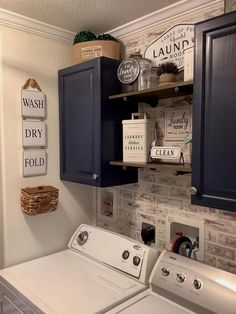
[22, 78, 42, 91]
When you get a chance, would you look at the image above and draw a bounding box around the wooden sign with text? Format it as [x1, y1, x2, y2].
[22, 150, 47, 177]
[22, 120, 47, 147]
[144, 24, 194, 68]
[21, 89, 46, 118]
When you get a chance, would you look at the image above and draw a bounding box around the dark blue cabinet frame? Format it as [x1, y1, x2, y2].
[59, 57, 137, 187]
[192, 11, 236, 211]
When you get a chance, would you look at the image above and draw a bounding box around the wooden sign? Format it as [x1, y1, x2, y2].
[151, 146, 181, 159]
[165, 107, 192, 141]
[21, 90, 46, 118]
[117, 58, 140, 84]
[22, 150, 47, 177]
[144, 24, 194, 68]
[22, 121, 47, 147]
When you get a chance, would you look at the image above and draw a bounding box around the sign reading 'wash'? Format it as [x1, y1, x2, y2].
[144, 24, 194, 68]
[21, 89, 46, 118]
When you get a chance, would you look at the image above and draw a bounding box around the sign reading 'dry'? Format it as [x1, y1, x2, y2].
[151, 146, 181, 160]
[21, 90, 46, 118]
[144, 24, 194, 68]
[165, 107, 191, 141]
[22, 121, 47, 147]
[22, 150, 47, 177]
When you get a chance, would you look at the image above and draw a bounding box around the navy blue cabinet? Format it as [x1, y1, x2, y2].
[192, 11, 236, 211]
[59, 57, 137, 187]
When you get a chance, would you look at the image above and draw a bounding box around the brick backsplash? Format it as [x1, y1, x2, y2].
[96, 0, 236, 275]
[97, 167, 236, 274]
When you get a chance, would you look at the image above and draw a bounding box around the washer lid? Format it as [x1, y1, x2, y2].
[0, 249, 145, 314]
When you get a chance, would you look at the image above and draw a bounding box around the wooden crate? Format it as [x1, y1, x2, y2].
[74, 40, 120, 63]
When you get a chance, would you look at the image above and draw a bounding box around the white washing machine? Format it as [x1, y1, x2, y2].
[0, 224, 157, 314]
[107, 250, 236, 314]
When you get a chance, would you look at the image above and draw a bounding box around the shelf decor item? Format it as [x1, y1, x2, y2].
[156, 61, 179, 86]
[122, 113, 155, 163]
[73, 30, 120, 63]
[21, 186, 59, 215]
[117, 52, 152, 92]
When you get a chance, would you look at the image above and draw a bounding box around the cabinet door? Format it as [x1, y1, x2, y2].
[192, 12, 236, 211]
[59, 60, 100, 185]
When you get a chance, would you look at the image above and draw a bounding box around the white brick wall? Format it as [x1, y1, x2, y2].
[96, 0, 236, 275]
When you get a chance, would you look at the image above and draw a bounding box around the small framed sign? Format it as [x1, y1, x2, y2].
[151, 146, 181, 160]
[21, 89, 46, 118]
[22, 150, 47, 177]
[22, 120, 47, 147]
[165, 107, 192, 141]
[117, 58, 140, 84]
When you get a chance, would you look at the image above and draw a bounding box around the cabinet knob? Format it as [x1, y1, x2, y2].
[190, 187, 198, 195]
[92, 173, 98, 180]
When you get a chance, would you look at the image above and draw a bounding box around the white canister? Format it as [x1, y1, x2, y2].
[122, 113, 155, 163]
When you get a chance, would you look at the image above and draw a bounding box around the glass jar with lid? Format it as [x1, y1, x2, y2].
[129, 52, 152, 91]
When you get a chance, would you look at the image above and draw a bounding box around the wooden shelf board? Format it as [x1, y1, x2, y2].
[110, 161, 192, 172]
[109, 81, 193, 101]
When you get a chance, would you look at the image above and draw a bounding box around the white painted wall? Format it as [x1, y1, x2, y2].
[0, 25, 93, 267]
[0, 30, 4, 269]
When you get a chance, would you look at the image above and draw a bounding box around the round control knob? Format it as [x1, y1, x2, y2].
[190, 187, 198, 195]
[133, 256, 141, 266]
[193, 279, 202, 290]
[176, 273, 186, 282]
[122, 250, 130, 260]
[161, 267, 170, 276]
[77, 231, 89, 246]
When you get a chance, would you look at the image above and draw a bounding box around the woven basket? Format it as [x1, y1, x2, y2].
[21, 186, 59, 216]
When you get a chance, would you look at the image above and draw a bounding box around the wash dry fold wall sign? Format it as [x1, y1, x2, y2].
[144, 24, 194, 68]
[21, 80, 47, 177]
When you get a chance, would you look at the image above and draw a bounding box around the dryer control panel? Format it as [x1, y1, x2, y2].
[150, 250, 236, 314]
[68, 224, 157, 283]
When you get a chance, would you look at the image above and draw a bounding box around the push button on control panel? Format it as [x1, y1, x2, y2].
[77, 231, 89, 246]
[133, 256, 141, 266]
[122, 250, 130, 260]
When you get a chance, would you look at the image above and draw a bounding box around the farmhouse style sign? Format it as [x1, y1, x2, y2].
[117, 58, 140, 84]
[22, 120, 47, 147]
[150, 146, 181, 160]
[22, 150, 47, 177]
[144, 24, 194, 68]
[21, 89, 46, 118]
[165, 107, 192, 141]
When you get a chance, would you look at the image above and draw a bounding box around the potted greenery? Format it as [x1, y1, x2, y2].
[73, 30, 120, 64]
[156, 61, 179, 85]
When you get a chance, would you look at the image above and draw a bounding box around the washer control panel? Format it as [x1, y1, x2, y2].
[68, 225, 156, 282]
[150, 250, 236, 314]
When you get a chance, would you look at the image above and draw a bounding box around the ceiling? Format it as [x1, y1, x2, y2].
[0, 0, 181, 34]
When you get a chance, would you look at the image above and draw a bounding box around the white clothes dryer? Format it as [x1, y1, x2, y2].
[0, 224, 157, 314]
[107, 250, 236, 314]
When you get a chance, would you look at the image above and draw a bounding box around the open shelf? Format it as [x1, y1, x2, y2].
[109, 81, 193, 102]
[110, 161, 192, 175]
